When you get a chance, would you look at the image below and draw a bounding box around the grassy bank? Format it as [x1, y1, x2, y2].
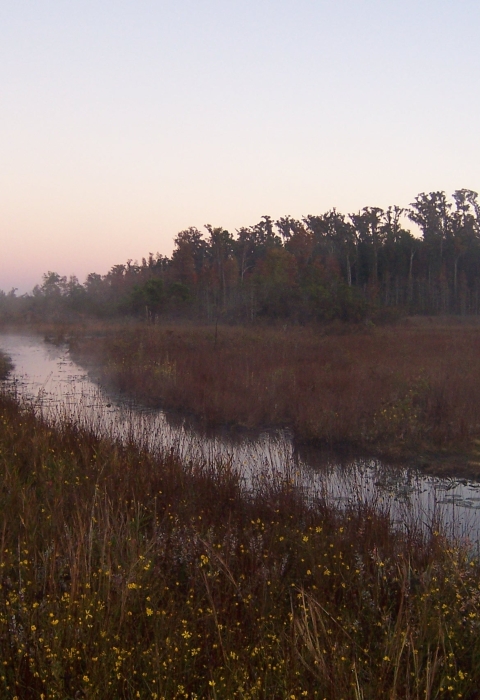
[1, 392, 480, 698]
[0, 350, 13, 380]
[72, 321, 480, 461]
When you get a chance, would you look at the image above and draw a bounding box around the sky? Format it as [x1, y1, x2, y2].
[1, 0, 479, 293]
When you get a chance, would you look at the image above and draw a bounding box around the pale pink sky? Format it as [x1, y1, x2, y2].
[1, 0, 479, 293]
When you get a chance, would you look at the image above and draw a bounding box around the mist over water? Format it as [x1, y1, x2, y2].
[2, 332, 480, 546]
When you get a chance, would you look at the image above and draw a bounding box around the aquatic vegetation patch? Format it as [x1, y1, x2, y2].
[0, 350, 13, 380]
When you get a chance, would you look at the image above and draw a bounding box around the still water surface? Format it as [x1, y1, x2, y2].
[2, 333, 480, 544]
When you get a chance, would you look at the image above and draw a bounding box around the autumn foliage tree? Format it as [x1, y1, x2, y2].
[4, 189, 480, 324]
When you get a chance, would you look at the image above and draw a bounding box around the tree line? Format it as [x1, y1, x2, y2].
[3, 189, 480, 323]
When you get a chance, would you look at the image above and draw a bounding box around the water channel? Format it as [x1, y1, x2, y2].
[2, 332, 480, 545]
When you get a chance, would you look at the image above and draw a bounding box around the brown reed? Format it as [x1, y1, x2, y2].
[71, 320, 480, 458]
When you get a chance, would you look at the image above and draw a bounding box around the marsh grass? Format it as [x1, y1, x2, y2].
[1, 393, 480, 698]
[72, 322, 480, 457]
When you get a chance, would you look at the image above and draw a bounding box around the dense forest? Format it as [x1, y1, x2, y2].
[3, 189, 480, 323]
